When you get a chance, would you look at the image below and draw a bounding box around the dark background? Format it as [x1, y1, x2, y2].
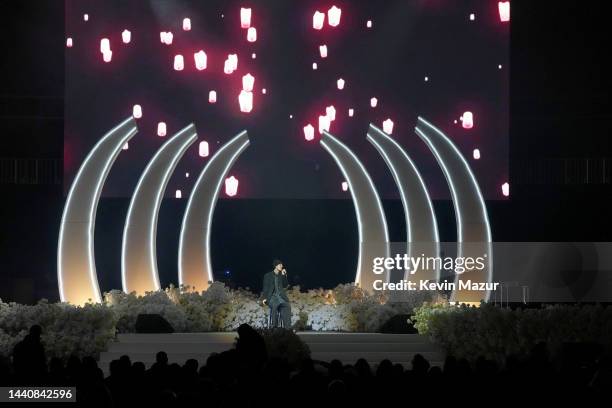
[1, 0, 611, 303]
[64, 0, 508, 200]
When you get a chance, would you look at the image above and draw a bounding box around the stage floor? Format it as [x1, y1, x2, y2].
[99, 332, 444, 374]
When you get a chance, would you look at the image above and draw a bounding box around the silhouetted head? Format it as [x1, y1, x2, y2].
[156, 351, 168, 365]
[29, 325, 42, 339]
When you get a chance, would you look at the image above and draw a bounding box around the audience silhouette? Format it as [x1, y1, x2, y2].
[0, 324, 609, 406]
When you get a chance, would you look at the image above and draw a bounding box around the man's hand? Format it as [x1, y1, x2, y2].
[281, 268, 287, 275]
[262, 299, 267, 306]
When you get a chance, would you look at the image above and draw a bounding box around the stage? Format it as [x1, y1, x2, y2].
[98, 332, 444, 374]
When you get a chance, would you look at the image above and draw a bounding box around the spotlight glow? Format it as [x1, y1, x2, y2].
[102, 50, 112, 62]
[337, 78, 345, 90]
[312, 62, 318, 70]
[366, 20, 372, 28]
[183, 18, 191, 31]
[66, 37, 73, 48]
[175, 189, 182, 198]
[370, 97, 378, 108]
[348, 108, 354, 117]
[208, 91, 217, 103]
[342, 181, 348, 191]
[473, 148, 481, 160]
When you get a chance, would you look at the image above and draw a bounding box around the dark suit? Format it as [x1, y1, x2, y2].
[262, 271, 291, 328]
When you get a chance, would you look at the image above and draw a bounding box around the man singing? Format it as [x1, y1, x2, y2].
[262, 259, 291, 328]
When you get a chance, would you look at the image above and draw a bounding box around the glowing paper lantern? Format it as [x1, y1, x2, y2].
[242, 73, 255, 92]
[337, 78, 345, 90]
[199, 141, 209, 157]
[341, 181, 348, 191]
[498, 2, 510, 22]
[225, 176, 239, 197]
[224, 59, 233, 74]
[247, 27, 257, 42]
[366, 20, 372, 28]
[122, 29, 131, 44]
[461, 111, 474, 129]
[382, 118, 394, 134]
[473, 149, 481, 160]
[174, 54, 184, 71]
[229, 54, 238, 70]
[183, 18, 191, 31]
[318, 115, 330, 134]
[208, 90, 217, 103]
[102, 50, 112, 62]
[194, 50, 207, 70]
[319, 44, 328, 58]
[304, 124, 315, 141]
[132, 104, 142, 118]
[328, 6, 341, 27]
[175, 190, 182, 199]
[157, 122, 167, 137]
[100, 38, 110, 53]
[66, 37, 73, 48]
[348, 108, 354, 117]
[239, 90, 253, 113]
[313, 11, 325, 30]
[312, 62, 318, 70]
[326, 105, 336, 121]
[160, 31, 173, 45]
[370, 97, 378, 108]
[241, 8, 252, 29]
[502, 182, 510, 197]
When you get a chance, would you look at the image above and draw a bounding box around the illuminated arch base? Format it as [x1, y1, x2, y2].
[122, 124, 197, 295]
[179, 131, 250, 292]
[320, 131, 390, 291]
[58, 117, 137, 305]
[415, 117, 493, 303]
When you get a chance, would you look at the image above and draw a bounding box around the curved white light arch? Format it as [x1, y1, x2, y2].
[320, 130, 390, 290]
[366, 124, 440, 283]
[415, 116, 492, 302]
[58, 117, 137, 305]
[122, 124, 197, 295]
[178, 131, 250, 292]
